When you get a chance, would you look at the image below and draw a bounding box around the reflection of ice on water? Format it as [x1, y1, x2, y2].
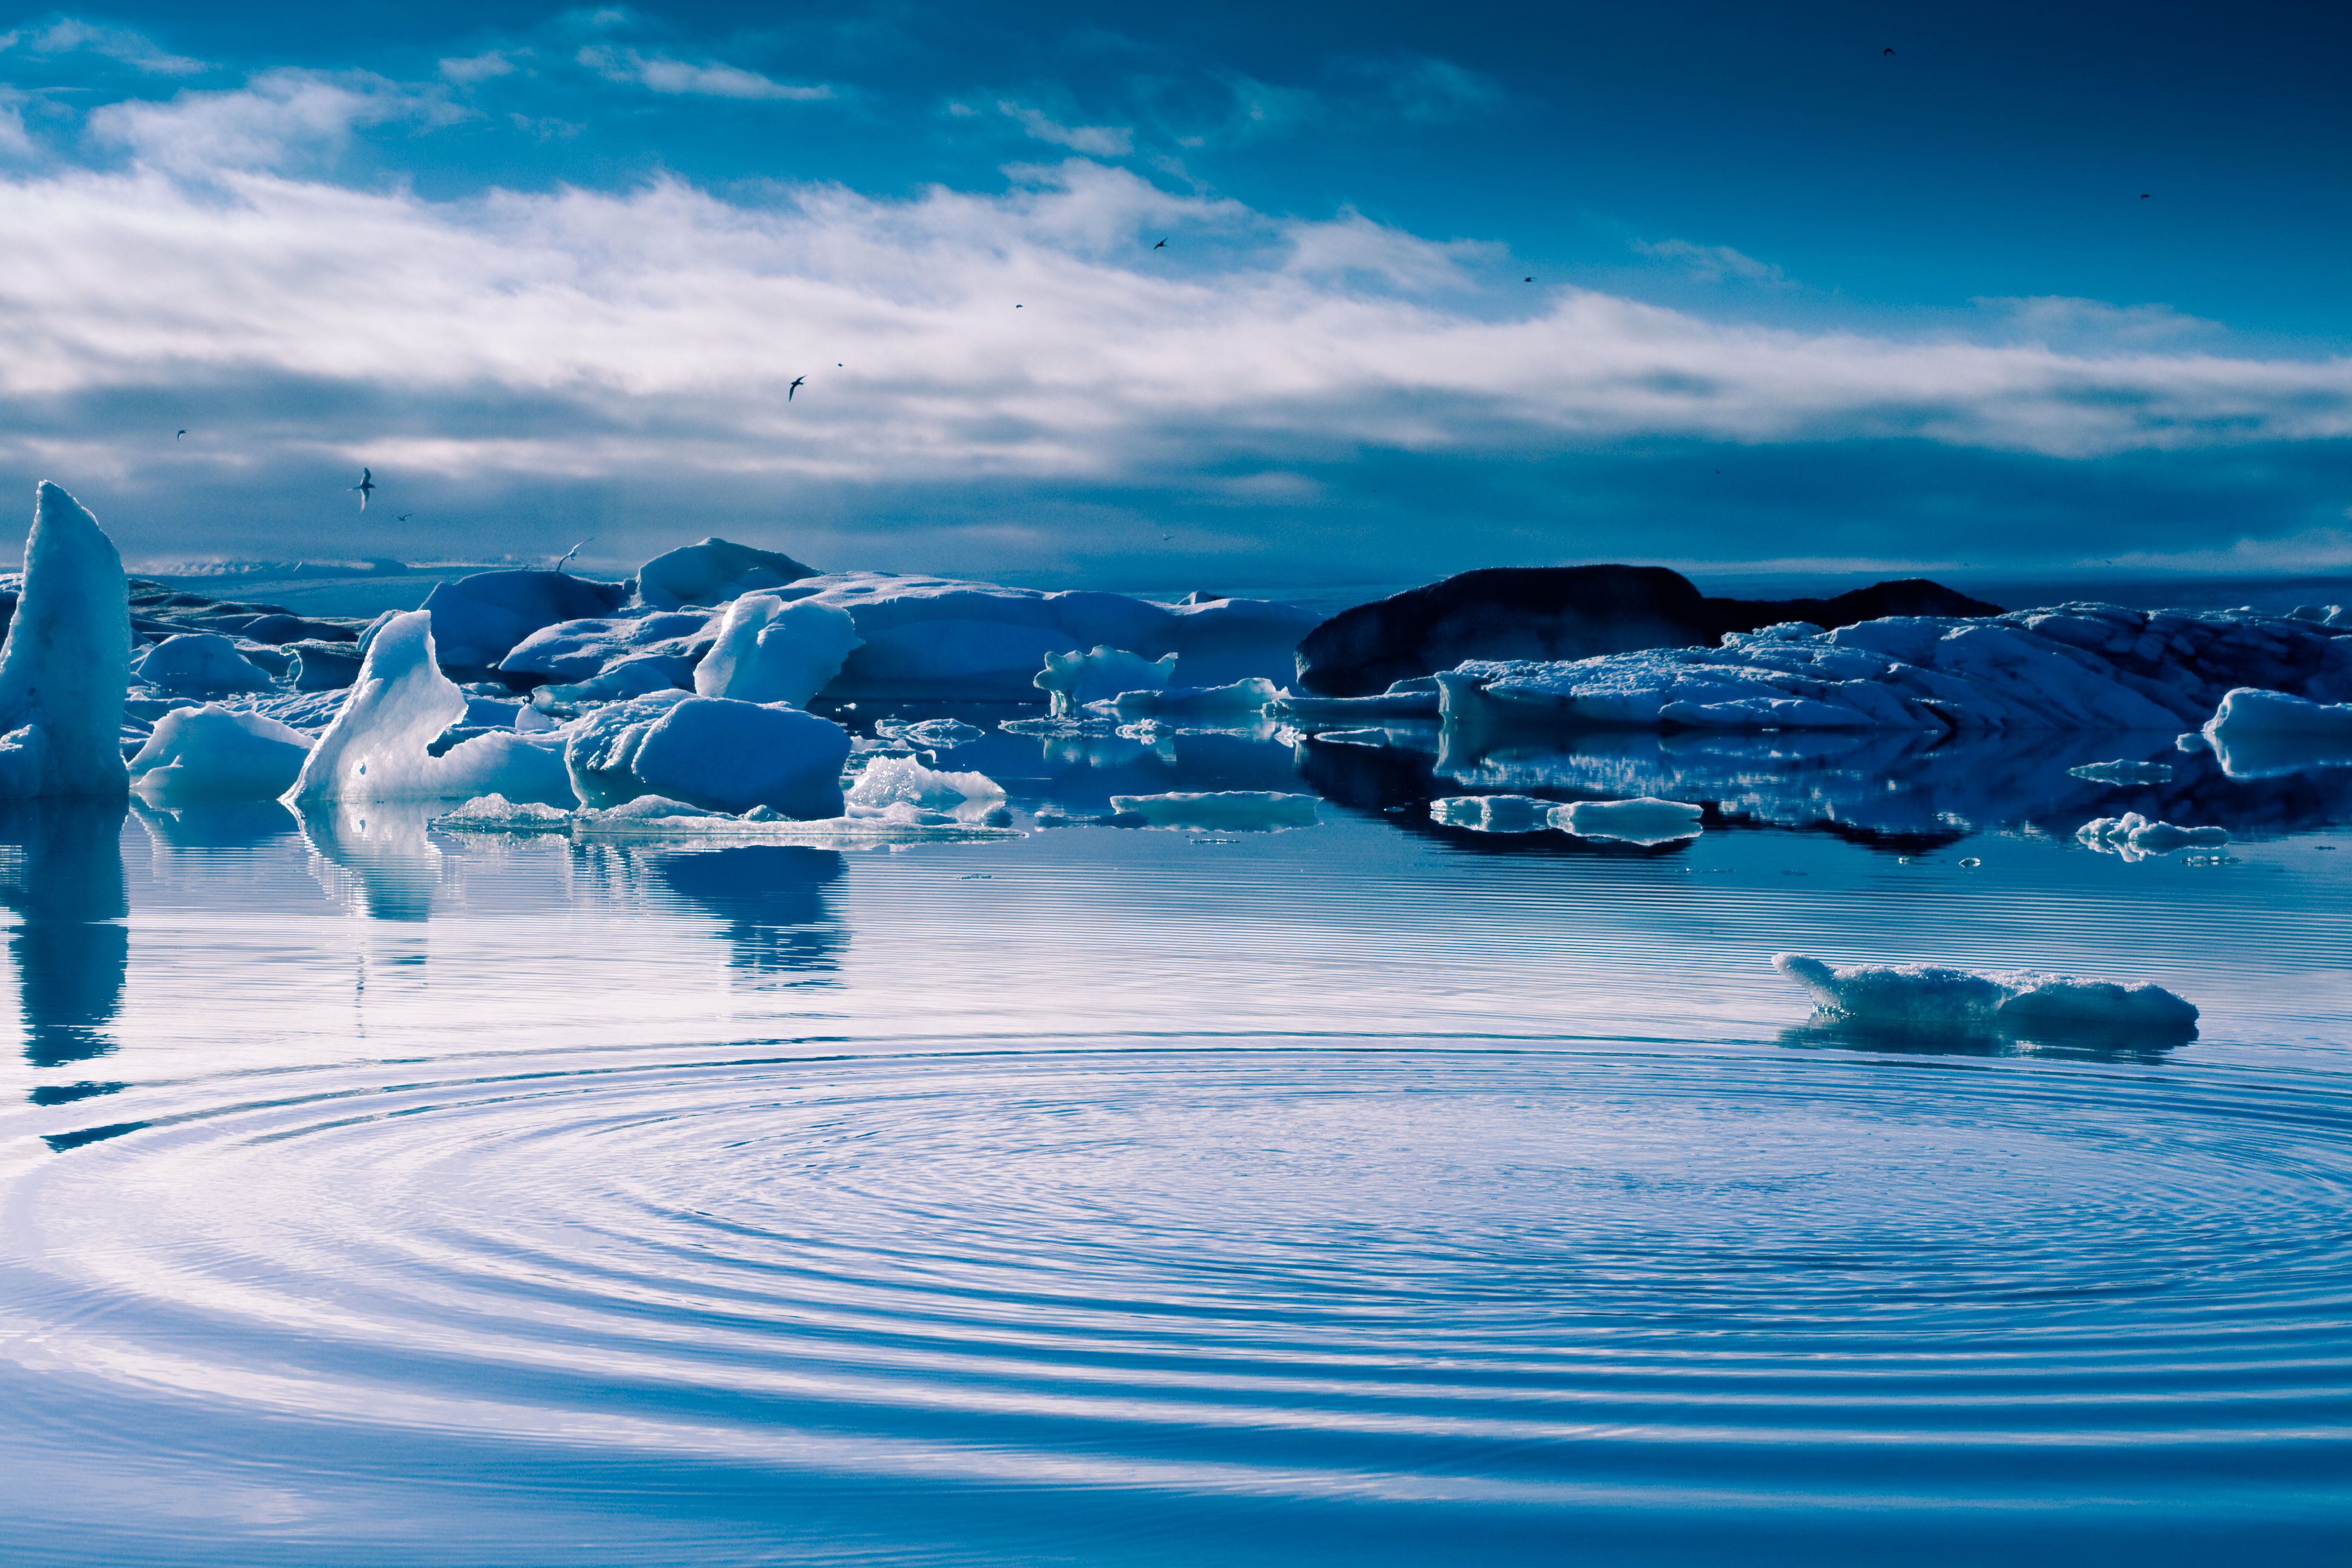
[0, 800, 125, 1070]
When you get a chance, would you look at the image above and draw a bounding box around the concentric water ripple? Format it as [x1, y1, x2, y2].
[5, 1041, 2347, 1562]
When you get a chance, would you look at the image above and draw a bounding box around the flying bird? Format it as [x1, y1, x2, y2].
[175, 429, 186, 439]
[396, 512, 413, 522]
[1524, 276, 1534, 282]
[2140, 192, 2152, 198]
[788, 375, 806, 400]
[1883, 47, 1895, 55]
[555, 537, 592, 572]
[351, 468, 375, 510]
[1153, 238, 1166, 249]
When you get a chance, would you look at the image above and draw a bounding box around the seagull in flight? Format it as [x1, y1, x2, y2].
[1883, 47, 1895, 55]
[396, 512, 413, 522]
[788, 376, 806, 400]
[175, 429, 186, 439]
[556, 537, 592, 572]
[352, 468, 375, 510]
[1152, 238, 1166, 249]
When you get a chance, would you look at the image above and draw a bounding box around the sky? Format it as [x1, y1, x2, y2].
[0, 0, 2348, 587]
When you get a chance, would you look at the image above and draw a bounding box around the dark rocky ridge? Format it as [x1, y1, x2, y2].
[1294, 566, 2005, 696]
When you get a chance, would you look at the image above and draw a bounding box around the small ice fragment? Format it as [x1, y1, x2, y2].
[2068, 759, 2175, 785]
[1958, 857, 1982, 867]
[845, 754, 1005, 818]
[1429, 795, 1557, 833]
[578, 794, 726, 822]
[875, 717, 987, 748]
[1551, 796, 1704, 844]
[432, 794, 574, 831]
[1034, 647, 1176, 717]
[133, 633, 275, 695]
[2077, 812, 2230, 859]
[1774, 953, 2197, 1039]
[1108, 790, 1319, 831]
[1103, 678, 1279, 719]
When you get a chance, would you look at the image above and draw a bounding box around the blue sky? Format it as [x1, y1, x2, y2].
[1, 1, 2347, 586]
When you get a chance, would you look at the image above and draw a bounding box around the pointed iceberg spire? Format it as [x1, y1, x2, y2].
[0, 483, 131, 799]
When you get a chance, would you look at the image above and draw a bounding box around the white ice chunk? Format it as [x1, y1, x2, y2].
[2076, 812, 2230, 859]
[284, 609, 576, 805]
[2203, 686, 2352, 740]
[636, 537, 815, 610]
[128, 704, 313, 799]
[874, 717, 987, 748]
[1035, 646, 1177, 717]
[845, 754, 1005, 818]
[564, 689, 849, 817]
[694, 593, 862, 708]
[417, 570, 627, 667]
[578, 794, 727, 822]
[1551, 796, 1705, 843]
[1429, 794, 1557, 832]
[1102, 678, 1279, 719]
[0, 483, 132, 799]
[434, 792, 574, 829]
[132, 633, 274, 694]
[1774, 953, 2197, 1037]
[2068, 759, 2175, 784]
[535, 653, 697, 705]
[1109, 790, 1319, 831]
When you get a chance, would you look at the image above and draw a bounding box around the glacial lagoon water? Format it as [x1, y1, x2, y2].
[2, 710, 2349, 1566]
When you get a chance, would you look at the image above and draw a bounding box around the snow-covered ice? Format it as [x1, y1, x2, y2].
[1035, 646, 1178, 717]
[1109, 791, 1319, 831]
[128, 704, 313, 800]
[844, 754, 1005, 818]
[694, 594, 861, 708]
[1774, 953, 2198, 1039]
[564, 689, 850, 818]
[0, 483, 131, 799]
[133, 633, 275, 695]
[284, 610, 575, 805]
[1553, 796, 1705, 843]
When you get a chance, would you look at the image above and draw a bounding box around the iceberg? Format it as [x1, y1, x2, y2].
[127, 705, 313, 800]
[132, 633, 275, 694]
[1774, 953, 2197, 1040]
[432, 793, 573, 831]
[2199, 687, 2352, 779]
[564, 689, 850, 818]
[1035, 646, 1178, 717]
[1553, 795, 1704, 843]
[416, 570, 629, 668]
[694, 594, 862, 708]
[874, 717, 987, 749]
[498, 609, 716, 684]
[1108, 791, 1319, 831]
[635, 537, 818, 610]
[0, 484, 132, 800]
[844, 755, 1005, 818]
[284, 610, 575, 805]
[1102, 677, 1280, 719]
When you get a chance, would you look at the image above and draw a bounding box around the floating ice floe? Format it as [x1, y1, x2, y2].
[1100, 677, 1281, 719]
[2077, 812, 2230, 860]
[564, 689, 849, 818]
[133, 633, 275, 695]
[0, 483, 131, 800]
[128, 704, 313, 800]
[694, 593, 862, 707]
[2068, 759, 2175, 785]
[1774, 953, 2198, 1040]
[1434, 603, 2352, 734]
[1271, 682, 1442, 723]
[1108, 791, 1320, 831]
[284, 610, 574, 805]
[432, 792, 572, 831]
[844, 754, 1006, 819]
[2198, 687, 2352, 780]
[874, 717, 987, 749]
[1036, 646, 1177, 716]
[1553, 796, 1705, 843]
[433, 791, 1020, 843]
[1429, 794, 1558, 832]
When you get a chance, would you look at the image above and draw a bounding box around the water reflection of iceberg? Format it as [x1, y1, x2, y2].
[0, 800, 128, 1068]
[293, 801, 450, 921]
[645, 846, 846, 978]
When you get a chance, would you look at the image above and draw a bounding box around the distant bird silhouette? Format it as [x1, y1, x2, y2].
[555, 537, 592, 573]
[788, 375, 806, 400]
[396, 512, 413, 522]
[175, 429, 186, 439]
[351, 468, 375, 510]
[1524, 276, 1533, 282]
[1883, 47, 1895, 55]
[2140, 192, 2152, 198]
[1153, 238, 1166, 249]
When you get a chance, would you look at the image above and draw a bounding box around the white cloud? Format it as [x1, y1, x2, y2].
[8, 18, 207, 74]
[440, 51, 518, 85]
[577, 45, 832, 101]
[85, 70, 462, 174]
[1633, 238, 1789, 284]
[998, 100, 1132, 156]
[1980, 295, 2222, 350]
[0, 152, 2344, 526]
[1331, 55, 1504, 125]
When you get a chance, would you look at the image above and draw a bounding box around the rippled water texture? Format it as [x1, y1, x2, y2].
[2, 716, 2348, 1566]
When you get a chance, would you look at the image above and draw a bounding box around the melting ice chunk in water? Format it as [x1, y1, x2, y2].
[1552, 796, 1704, 844]
[845, 754, 1005, 819]
[2068, 759, 2175, 785]
[433, 793, 574, 831]
[2077, 811, 2230, 860]
[1774, 953, 2197, 1040]
[0, 482, 132, 800]
[2200, 687, 2352, 780]
[1034, 647, 1177, 717]
[564, 690, 849, 818]
[1102, 678, 1280, 720]
[128, 704, 313, 800]
[1429, 795, 1557, 833]
[1109, 791, 1319, 831]
[874, 717, 987, 749]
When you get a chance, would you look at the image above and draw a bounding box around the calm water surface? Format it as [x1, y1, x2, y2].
[1, 713, 2348, 1566]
